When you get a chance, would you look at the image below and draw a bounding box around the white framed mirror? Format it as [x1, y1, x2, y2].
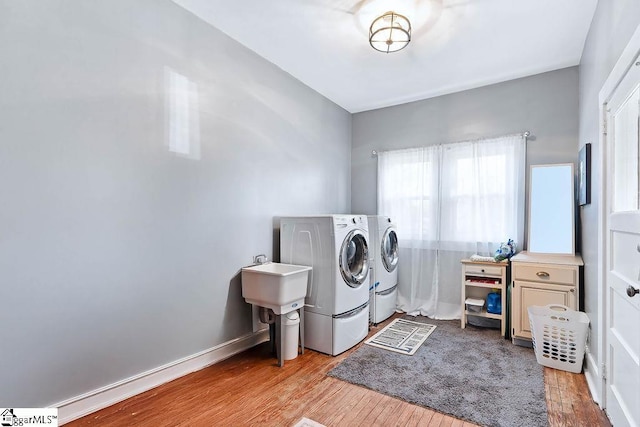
[528, 163, 575, 255]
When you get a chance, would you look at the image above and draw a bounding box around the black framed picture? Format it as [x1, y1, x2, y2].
[578, 143, 591, 206]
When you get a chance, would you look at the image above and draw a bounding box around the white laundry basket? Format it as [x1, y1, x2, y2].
[528, 304, 590, 373]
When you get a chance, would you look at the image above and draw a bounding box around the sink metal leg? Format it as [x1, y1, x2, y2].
[299, 308, 304, 355]
[269, 322, 276, 355]
[275, 314, 284, 367]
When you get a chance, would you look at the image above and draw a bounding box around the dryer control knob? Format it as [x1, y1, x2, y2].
[352, 218, 356, 224]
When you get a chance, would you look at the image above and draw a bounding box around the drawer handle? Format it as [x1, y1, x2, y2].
[536, 271, 550, 278]
[570, 288, 575, 293]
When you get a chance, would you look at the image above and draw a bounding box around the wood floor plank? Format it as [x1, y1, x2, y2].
[410, 407, 434, 426]
[320, 382, 370, 426]
[372, 397, 404, 426]
[390, 402, 419, 427]
[304, 380, 359, 425]
[546, 397, 567, 427]
[359, 394, 392, 425]
[334, 384, 385, 426]
[437, 415, 455, 427]
[428, 410, 445, 426]
[569, 371, 609, 427]
[67, 314, 610, 427]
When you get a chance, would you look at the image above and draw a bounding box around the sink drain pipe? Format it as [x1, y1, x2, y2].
[258, 306, 276, 324]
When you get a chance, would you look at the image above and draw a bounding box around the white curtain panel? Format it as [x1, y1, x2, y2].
[377, 134, 526, 319]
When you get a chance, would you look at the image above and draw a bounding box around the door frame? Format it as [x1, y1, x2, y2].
[593, 22, 640, 408]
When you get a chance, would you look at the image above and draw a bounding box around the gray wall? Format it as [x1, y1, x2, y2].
[352, 67, 580, 229]
[0, 1, 351, 406]
[578, 0, 640, 390]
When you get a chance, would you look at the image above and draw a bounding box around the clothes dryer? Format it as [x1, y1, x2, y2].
[280, 215, 370, 355]
[367, 216, 399, 324]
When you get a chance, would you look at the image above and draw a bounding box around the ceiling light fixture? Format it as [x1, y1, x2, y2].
[369, 11, 411, 53]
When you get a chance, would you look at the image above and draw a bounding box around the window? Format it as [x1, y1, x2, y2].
[378, 134, 526, 252]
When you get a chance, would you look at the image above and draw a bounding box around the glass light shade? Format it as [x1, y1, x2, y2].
[369, 11, 411, 53]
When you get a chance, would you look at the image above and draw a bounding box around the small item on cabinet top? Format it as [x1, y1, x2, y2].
[469, 254, 496, 263]
[494, 239, 516, 261]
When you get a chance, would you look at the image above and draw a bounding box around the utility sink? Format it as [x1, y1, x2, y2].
[241, 263, 312, 314]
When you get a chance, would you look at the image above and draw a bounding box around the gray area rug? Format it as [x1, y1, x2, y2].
[328, 316, 547, 427]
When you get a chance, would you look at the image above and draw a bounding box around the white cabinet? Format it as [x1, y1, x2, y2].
[510, 251, 583, 343]
[461, 259, 508, 337]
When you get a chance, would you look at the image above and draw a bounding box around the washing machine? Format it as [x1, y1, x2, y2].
[367, 216, 399, 324]
[280, 215, 370, 355]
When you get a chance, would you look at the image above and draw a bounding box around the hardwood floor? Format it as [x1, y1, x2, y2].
[67, 316, 611, 427]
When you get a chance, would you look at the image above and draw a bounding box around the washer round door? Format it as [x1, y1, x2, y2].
[339, 229, 369, 287]
[381, 227, 398, 273]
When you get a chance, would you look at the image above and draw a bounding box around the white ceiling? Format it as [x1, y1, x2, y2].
[172, 0, 598, 113]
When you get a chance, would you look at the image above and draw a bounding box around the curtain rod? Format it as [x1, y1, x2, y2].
[371, 131, 530, 157]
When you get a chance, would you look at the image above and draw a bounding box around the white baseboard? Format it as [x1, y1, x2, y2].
[55, 329, 270, 425]
[584, 350, 602, 406]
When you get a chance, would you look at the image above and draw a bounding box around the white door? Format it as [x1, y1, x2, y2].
[605, 56, 640, 427]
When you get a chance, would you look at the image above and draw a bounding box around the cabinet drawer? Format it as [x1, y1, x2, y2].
[464, 264, 503, 277]
[512, 263, 576, 285]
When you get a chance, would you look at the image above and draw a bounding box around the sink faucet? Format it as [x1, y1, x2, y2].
[254, 254, 268, 265]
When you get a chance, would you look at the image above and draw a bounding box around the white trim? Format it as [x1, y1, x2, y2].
[584, 350, 602, 405]
[54, 329, 269, 425]
[596, 21, 640, 411]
